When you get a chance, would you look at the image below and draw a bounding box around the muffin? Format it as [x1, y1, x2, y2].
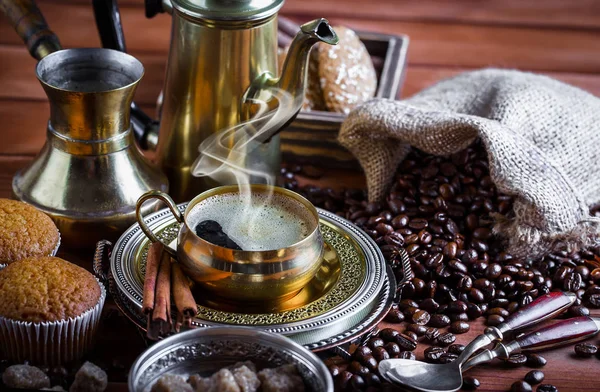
[0, 257, 105, 365]
[0, 199, 60, 265]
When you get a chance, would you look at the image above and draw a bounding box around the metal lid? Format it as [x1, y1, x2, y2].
[172, 0, 285, 21]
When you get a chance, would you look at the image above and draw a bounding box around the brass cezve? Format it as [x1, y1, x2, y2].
[136, 185, 325, 303]
[2, 0, 168, 247]
[97, 0, 339, 202]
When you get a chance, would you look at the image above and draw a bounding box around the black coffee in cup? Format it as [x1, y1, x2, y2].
[187, 191, 317, 251]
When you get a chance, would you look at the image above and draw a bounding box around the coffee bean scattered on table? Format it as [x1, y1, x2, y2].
[511, 380, 533, 392]
[526, 354, 547, 368]
[524, 370, 545, 385]
[462, 376, 480, 390]
[536, 385, 558, 392]
[574, 342, 598, 357]
[506, 353, 528, 367]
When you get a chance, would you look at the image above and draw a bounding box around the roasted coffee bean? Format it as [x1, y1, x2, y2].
[466, 303, 483, 319]
[487, 307, 510, 317]
[328, 364, 341, 378]
[536, 384, 558, 392]
[437, 332, 456, 346]
[574, 342, 598, 357]
[384, 342, 401, 358]
[511, 381, 533, 392]
[568, 305, 590, 317]
[350, 375, 366, 390]
[424, 346, 445, 363]
[588, 294, 600, 308]
[506, 353, 528, 367]
[404, 331, 419, 341]
[486, 314, 505, 326]
[425, 253, 444, 269]
[448, 344, 466, 355]
[353, 346, 372, 362]
[420, 298, 440, 313]
[462, 376, 480, 390]
[394, 333, 418, 351]
[406, 324, 427, 336]
[362, 356, 378, 372]
[443, 242, 458, 259]
[438, 352, 458, 364]
[408, 218, 428, 230]
[525, 370, 545, 385]
[391, 214, 409, 229]
[373, 346, 390, 362]
[399, 351, 416, 360]
[411, 309, 431, 325]
[428, 314, 451, 328]
[367, 337, 385, 350]
[384, 307, 405, 323]
[400, 298, 420, 310]
[449, 259, 468, 274]
[336, 371, 353, 390]
[450, 321, 470, 334]
[424, 327, 440, 342]
[348, 361, 370, 376]
[379, 328, 400, 342]
[448, 301, 468, 313]
[384, 232, 405, 247]
[450, 312, 469, 322]
[365, 373, 381, 387]
[526, 354, 547, 368]
[468, 288, 485, 303]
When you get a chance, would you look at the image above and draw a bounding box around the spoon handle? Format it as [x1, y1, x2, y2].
[463, 316, 600, 371]
[457, 291, 577, 364]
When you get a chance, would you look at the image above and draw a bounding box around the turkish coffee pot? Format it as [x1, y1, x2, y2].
[93, 0, 338, 202]
[1, 0, 169, 247]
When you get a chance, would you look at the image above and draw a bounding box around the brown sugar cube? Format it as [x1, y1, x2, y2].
[2, 364, 51, 390]
[152, 374, 194, 392]
[258, 364, 305, 392]
[69, 362, 108, 392]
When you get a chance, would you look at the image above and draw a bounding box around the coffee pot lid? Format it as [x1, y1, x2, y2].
[172, 0, 285, 22]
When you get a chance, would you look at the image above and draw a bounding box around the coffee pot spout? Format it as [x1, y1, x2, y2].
[242, 19, 338, 143]
[276, 18, 338, 103]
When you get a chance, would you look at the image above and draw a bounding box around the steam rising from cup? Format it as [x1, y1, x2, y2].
[190, 87, 303, 248]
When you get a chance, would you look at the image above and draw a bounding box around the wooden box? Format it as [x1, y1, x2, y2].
[280, 32, 409, 169]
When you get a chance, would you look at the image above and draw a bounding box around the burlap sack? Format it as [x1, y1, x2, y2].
[338, 69, 600, 258]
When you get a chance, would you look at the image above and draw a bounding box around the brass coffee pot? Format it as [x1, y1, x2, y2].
[2, 0, 169, 247]
[94, 0, 338, 202]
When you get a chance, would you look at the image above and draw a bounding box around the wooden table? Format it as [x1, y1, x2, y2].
[1, 1, 600, 391]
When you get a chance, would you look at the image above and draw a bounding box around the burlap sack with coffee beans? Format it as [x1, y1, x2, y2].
[338, 68, 600, 258]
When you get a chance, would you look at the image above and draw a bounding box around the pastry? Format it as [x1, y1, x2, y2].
[318, 26, 377, 114]
[0, 198, 59, 264]
[0, 257, 106, 365]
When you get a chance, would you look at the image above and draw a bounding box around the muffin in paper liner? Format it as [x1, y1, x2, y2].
[0, 279, 106, 365]
[0, 231, 60, 271]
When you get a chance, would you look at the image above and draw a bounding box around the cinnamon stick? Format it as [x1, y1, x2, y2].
[171, 261, 197, 330]
[150, 250, 172, 338]
[142, 242, 163, 315]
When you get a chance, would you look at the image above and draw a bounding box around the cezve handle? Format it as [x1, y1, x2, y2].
[0, 0, 61, 60]
[463, 316, 600, 371]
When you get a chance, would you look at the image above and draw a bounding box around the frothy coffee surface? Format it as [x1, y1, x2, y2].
[187, 192, 316, 251]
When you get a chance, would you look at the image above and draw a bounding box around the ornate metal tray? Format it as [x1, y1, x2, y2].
[96, 205, 402, 351]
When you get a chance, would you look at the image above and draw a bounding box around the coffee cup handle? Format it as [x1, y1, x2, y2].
[136, 190, 183, 257]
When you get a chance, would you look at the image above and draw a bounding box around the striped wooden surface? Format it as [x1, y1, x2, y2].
[1, 2, 600, 391]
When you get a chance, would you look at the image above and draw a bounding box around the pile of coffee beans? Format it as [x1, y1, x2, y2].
[281, 139, 600, 391]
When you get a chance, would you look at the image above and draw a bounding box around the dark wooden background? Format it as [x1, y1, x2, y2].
[1, 1, 600, 391]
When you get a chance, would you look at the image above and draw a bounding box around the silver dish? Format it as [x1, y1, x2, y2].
[109, 205, 387, 335]
[128, 326, 334, 392]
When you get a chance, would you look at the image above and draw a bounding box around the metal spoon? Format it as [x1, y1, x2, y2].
[379, 291, 576, 390]
[382, 316, 600, 392]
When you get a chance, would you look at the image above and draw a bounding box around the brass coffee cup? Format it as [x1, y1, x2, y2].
[136, 185, 324, 302]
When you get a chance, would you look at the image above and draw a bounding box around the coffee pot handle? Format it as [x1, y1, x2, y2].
[92, 0, 159, 150]
[0, 0, 61, 60]
[136, 190, 183, 257]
